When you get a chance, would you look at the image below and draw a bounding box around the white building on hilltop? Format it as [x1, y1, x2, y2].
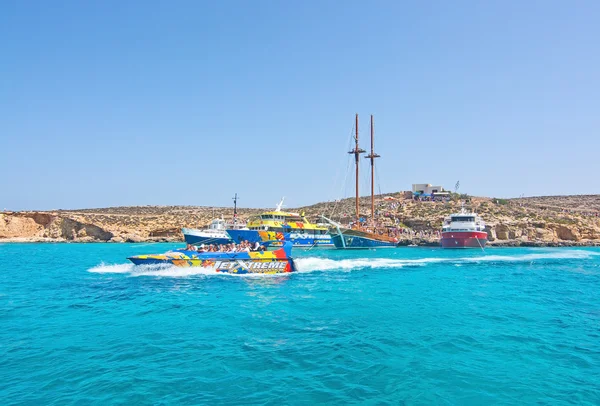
[412, 183, 448, 196]
[412, 183, 450, 200]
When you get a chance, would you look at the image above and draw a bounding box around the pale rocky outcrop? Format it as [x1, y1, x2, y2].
[495, 224, 510, 240]
[43, 218, 113, 241]
[0, 213, 45, 238]
[552, 225, 581, 241]
[1, 194, 600, 245]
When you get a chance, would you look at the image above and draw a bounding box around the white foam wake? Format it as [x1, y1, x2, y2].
[294, 257, 445, 273]
[87, 262, 286, 278]
[462, 250, 600, 263]
[294, 249, 600, 273]
[88, 250, 599, 277]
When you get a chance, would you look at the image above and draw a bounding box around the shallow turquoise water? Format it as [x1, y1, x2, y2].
[1, 243, 599, 405]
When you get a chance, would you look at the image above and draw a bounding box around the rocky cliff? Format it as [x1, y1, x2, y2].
[0, 207, 263, 243]
[2, 194, 599, 246]
[300, 194, 600, 246]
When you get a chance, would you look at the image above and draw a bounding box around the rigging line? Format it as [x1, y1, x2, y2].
[476, 234, 486, 252]
[328, 124, 354, 205]
[374, 163, 383, 196]
[327, 124, 355, 218]
[331, 154, 353, 219]
[305, 241, 319, 251]
[329, 127, 356, 219]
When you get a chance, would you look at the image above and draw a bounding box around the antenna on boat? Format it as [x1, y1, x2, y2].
[275, 197, 285, 212]
[232, 193, 239, 225]
[365, 114, 380, 225]
[349, 113, 365, 223]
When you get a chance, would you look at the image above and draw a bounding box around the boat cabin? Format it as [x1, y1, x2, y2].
[246, 212, 328, 234]
[442, 213, 486, 232]
[208, 219, 226, 230]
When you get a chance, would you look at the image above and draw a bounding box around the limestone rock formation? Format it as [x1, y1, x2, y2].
[1, 194, 599, 245]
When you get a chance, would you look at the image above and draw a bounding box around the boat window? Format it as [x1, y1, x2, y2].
[452, 216, 475, 222]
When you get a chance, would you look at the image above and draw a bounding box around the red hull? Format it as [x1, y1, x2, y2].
[440, 231, 488, 248]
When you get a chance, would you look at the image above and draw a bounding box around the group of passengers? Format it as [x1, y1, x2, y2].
[185, 240, 266, 253]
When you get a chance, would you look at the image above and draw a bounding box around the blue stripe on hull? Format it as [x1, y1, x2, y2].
[128, 258, 171, 265]
[183, 234, 231, 246]
[331, 234, 397, 249]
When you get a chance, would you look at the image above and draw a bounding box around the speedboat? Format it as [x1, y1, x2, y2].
[226, 198, 334, 248]
[127, 241, 296, 274]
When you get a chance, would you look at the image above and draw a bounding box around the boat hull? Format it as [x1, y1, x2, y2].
[227, 229, 334, 248]
[128, 243, 296, 274]
[440, 231, 488, 248]
[331, 232, 397, 249]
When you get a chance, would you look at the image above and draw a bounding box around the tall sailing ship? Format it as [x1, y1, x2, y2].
[324, 114, 398, 249]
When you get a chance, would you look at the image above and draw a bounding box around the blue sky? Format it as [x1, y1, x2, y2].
[1, 1, 598, 210]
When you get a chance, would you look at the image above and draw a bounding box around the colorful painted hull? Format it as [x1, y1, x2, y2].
[128, 243, 296, 274]
[227, 229, 334, 248]
[331, 229, 398, 249]
[440, 231, 488, 248]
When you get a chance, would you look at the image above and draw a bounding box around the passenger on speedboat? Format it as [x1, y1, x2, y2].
[182, 240, 264, 253]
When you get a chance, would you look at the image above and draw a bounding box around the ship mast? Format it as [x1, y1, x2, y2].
[365, 115, 380, 224]
[349, 113, 365, 223]
[232, 193, 238, 225]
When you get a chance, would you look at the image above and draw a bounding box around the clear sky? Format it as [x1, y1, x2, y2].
[1, 0, 599, 210]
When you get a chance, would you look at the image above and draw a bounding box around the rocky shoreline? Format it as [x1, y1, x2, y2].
[2, 194, 599, 246]
[2, 236, 599, 247]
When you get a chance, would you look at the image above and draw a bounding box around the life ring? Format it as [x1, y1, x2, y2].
[276, 232, 284, 240]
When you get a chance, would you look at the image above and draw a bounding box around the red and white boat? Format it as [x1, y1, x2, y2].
[440, 208, 487, 248]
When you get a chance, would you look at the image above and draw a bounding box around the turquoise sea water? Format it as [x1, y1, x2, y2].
[1, 243, 599, 405]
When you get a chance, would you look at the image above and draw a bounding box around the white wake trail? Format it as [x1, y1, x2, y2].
[88, 263, 287, 278]
[294, 249, 600, 273]
[88, 250, 599, 277]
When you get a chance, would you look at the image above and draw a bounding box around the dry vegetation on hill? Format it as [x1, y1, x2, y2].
[1, 194, 599, 246]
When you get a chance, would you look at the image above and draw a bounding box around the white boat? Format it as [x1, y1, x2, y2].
[182, 218, 234, 246]
[440, 207, 487, 248]
[182, 193, 247, 246]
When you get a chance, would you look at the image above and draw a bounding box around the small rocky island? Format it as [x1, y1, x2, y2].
[1, 194, 599, 246]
